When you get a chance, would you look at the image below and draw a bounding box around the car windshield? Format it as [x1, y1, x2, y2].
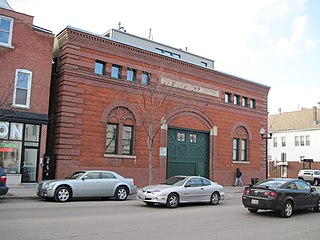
[161, 176, 187, 186]
[65, 171, 85, 179]
[258, 179, 287, 188]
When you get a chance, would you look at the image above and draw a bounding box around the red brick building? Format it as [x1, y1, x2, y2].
[0, 1, 54, 184]
[48, 26, 270, 186]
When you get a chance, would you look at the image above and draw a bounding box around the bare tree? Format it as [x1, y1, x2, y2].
[134, 67, 177, 185]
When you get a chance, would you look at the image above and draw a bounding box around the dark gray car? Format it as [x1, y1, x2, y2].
[0, 166, 9, 196]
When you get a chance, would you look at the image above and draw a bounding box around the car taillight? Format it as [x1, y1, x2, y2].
[264, 191, 277, 197]
[270, 192, 277, 197]
[0, 175, 7, 184]
[243, 189, 250, 195]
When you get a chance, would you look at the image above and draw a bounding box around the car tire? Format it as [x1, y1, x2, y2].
[54, 186, 71, 202]
[314, 179, 319, 186]
[209, 192, 220, 205]
[314, 199, 320, 212]
[247, 207, 258, 213]
[280, 201, 293, 218]
[166, 193, 179, 208]
[115, 186, 128, 201]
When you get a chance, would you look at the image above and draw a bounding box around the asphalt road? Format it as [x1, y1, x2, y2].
[1, 192, 320, 240]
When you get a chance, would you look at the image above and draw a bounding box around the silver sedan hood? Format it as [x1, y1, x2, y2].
[142, 184, 176, 191]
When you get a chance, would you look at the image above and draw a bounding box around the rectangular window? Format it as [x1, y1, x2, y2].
[172, 53, 181, 59]
[25, 124, 40, 142]
[273, 137, 277, 147]
[190, 134, 197, 143]
[295, 136, 299, 146]
[177, 132, 185, 142]
[111, 64, 122, 79]
[232, 138, 239, 161]
[155, 48, 163, 54]
[281, 137, 286, 147]
[242, 97, 248, 107]
[241, 139, 247, 161]
[106, 124, 118, 154]
[13, 69, 32, 108]
[94, 61, 106, 75]
[126, 68, 136, 82]
[225, 92, 231, 103]
[0, 16, 13, 46]
[250, 99, 256, 108]
[122, 126, 133, 155]
[306, 135, 310, 146]
[141, 72, 150, 85]
[234, 95, 240, 105]
[300, 136, 305, 146]
[201, 61, 208, 67]
[163, 50, 171, 56]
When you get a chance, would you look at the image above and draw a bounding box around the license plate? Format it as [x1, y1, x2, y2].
[251, 199, 259, 204]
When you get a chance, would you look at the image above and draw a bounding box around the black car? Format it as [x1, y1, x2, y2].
[242, 178, 320, 218]
[0, 166, 9, 196]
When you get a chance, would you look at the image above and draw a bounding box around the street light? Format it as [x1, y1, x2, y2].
[260, 127, 273, 179]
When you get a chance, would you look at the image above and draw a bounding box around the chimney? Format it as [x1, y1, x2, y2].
[313, 106, 318, 125]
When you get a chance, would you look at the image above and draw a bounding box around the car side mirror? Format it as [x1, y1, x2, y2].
[311, 187, 317, 192]
[185, 184, 191, 188]
[82, 176, 88, 181]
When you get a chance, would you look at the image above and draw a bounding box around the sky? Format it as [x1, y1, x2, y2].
[6, 0, 320, 115]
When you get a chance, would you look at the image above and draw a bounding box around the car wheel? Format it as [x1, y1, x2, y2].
[210, 192, 220, 205]
[166, 193, 179, 208]
[54, 186, 71, 202]
[115, 186, 128, 201]
[280, 201, 293, 218]
[314, 199, 320, 212]
[314, 179, 320, 186]
[247, 207, 259, 213]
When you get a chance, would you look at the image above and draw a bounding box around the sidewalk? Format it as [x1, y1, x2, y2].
[1, 184, 244, 199]
[1, 184, 38, 199]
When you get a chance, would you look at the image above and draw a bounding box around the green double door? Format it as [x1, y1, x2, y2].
[167, 128, 209, 178]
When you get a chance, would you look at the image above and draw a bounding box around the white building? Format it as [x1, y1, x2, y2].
[268, 106, 320, 178]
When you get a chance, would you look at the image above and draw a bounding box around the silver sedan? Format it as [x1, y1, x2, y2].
[137, 176, 225, 208]
[36, 170, 137, 202]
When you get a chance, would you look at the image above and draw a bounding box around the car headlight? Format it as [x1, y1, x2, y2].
[152, 190, 160, 195]
[43, 183, 53, 190]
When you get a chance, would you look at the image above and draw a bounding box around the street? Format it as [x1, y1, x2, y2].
[1, 192, 320, 240]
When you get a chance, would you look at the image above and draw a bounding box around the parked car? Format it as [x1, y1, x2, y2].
[137, 175, 225, 208]
[0, 166, 9, 196]
[242, 178, 320, 218]
[36, 170, 137, 202]
[298, 169, 320, 185]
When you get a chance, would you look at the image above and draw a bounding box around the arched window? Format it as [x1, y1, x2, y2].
[232, 126, 249, 162]
[105, 107, 135, 156]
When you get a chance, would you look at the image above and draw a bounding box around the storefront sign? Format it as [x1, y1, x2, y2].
[0, 121, 23, 140]
[0, 122, 9, 139]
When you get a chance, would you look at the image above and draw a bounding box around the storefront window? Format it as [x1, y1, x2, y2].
[0, 141, 22, 173]
[25, 124, 40, 143]
[0, 122, 40, 179]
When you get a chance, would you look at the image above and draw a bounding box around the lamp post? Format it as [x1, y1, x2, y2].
[260, 127, 273, 179]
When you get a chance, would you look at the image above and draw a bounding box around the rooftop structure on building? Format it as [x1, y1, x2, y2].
[103, 28, 215, 69]
[0, 0, 12, 10]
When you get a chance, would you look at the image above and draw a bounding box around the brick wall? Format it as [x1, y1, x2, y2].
[0, 8, 54, 183]
[49, 27, 269, 187]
